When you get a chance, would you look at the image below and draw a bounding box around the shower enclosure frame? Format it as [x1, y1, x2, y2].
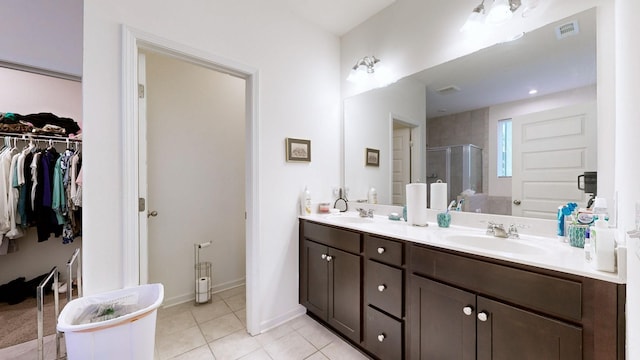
[426, 144, 483, 207]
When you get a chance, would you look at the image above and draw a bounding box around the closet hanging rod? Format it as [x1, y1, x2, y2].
[0, 132, 82, 144]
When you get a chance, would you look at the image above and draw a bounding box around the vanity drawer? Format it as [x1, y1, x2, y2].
[409, 245, 582, 322]
[302, 221, 361, 254]
[365, 306, 403, 360]
[365, 235, 403, 266]
[366, 259, 403, 318]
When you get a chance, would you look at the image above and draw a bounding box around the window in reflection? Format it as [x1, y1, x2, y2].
[497, 119, 512, 177]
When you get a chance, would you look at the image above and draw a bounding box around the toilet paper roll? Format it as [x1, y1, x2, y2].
[196, 277, 210, 303]
[406, 183, 428, 226]
[430, 181, 448, 210]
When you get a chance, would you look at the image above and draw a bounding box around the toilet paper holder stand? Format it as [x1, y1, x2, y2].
[194, 241, 213, 304]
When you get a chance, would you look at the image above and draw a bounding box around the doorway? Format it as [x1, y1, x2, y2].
[140, 50, 246, 305]
[391, 117, 418, 205]
[122, 27, 260, 335]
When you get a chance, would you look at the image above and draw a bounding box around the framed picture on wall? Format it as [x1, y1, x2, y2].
[286, 138, 311, 162]
[366, 148, 379, 166]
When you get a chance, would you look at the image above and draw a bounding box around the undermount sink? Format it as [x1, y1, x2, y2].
[444, 234, 550, 255]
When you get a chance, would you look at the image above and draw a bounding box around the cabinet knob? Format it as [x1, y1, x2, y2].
[477, 311, 489, 322]
[378, 284, 386, 292]
[326, 255, 333, 262]
[321, 254, 327, 260]
[377, 334, 386, 342]
[377, 247, 385, 254]
[462, 306, 473, 316]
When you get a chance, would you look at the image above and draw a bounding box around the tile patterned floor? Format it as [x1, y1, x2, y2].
[154, 286, 370, 360]
[0, 285, 369, 360]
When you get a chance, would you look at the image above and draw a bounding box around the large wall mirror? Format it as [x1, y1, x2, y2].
[344, 7, 597, 220]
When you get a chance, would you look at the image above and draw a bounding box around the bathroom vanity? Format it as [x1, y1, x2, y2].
[299, 214, 625, 360]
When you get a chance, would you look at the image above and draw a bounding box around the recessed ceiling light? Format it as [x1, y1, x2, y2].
[528, 89, 538, 95]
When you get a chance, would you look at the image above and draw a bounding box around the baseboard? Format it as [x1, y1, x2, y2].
[211, 278, 245, 295]
[162, 277, 246, 308]
[259, 304, 306, 334]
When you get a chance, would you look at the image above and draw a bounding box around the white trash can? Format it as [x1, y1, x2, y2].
[57, 283, 164, 360]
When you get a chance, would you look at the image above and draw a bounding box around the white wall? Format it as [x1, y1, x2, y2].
[0, 0, 82, 78]
[83, 0, 341, 330]
[143, 52, 246, 305]
[0, 67, 83, 126]
[0, 67, 82, 285]
[616, 0, 640, 357]
[344, 76, 426, 203]
[488, 85, 596, 197]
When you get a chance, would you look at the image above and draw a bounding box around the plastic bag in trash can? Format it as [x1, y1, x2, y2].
[74, 292, 143, 324]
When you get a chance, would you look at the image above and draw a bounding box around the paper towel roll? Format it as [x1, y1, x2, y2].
[196, 277, 210, 303]
[430, 181, 448, 210]
[406, 183, 428, 226]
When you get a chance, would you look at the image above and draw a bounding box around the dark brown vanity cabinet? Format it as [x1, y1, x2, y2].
[364, 235, 405, 360]
[409, 275, 582, 360]
[300, 221, 362, 343]
[300, 220, 625, 360]
[408, 244, 624, 360]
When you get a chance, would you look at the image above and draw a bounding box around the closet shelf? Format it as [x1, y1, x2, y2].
[0, 132, 82, 144]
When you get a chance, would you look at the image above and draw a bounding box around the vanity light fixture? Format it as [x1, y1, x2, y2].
[346, 56, 380, 82]
[486, 0, 521, 24]
[460, 0, 485, 32]
[462, 0, 524, 31]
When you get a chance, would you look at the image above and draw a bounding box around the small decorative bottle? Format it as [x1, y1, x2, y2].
[368, 186, 378, 204]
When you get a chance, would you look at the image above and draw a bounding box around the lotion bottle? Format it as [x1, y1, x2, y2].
[590, 218, 616, 272]
[301, 186, 312, 215]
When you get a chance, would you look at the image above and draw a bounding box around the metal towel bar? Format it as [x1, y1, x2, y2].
[36, 247, 82, 360]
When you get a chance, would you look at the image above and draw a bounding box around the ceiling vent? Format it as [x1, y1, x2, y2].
[435, 85, 461, 95]
[555, 20, 579, 40]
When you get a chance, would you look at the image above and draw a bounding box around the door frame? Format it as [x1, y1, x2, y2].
[388, 113, 420, 198]
[121, 25, 260, 335]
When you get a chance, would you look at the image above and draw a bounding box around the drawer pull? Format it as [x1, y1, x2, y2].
[477, 311, 488, 322]
[321, 254, 327, 260]
[377, 247, 386, 254]
[462, 306, 473, 316]
[377, 334, 386, 342]
[326, 255, 333, 262]
[377, 284, 386, 292]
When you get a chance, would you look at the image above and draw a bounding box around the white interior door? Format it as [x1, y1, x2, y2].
[138, 53, 149, 284]
[392, 126, 411, 205]
[512, 102, 596, 218]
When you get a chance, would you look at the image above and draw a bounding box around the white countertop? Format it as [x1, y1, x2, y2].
[301, 212, 626, 284]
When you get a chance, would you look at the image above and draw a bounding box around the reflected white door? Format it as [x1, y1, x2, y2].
[511, 102, 596, 219]
[392, 126, 411, 205]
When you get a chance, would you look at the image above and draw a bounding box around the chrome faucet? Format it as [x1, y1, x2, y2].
[356, 208, 374, 218]
[486, 222, 508, 238]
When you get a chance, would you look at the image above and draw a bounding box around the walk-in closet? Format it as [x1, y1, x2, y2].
[0, 66, 83, 354]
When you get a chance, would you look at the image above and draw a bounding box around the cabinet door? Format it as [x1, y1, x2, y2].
[476, 297, 582, 360]
[327, 247, 362, 343]
[301, 240, 328, 318]
[408, 275, 476, 360]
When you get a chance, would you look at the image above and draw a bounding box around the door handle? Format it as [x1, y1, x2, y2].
[148, 210, 158, 218]
[513, 200, 521, 205]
